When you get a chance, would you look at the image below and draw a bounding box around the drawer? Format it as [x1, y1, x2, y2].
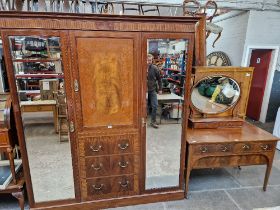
[111, 138, 133, 154]
[86, 175, 135, 200]
[111, 175, 134, 194]
[86, 177, 111, 198]
[214, 144, 233, 153]
[193, 144, 233, 155]
[85, 156, 110, 177]
[193, 144, 216, 154]
[234, 143, 254, 153]
[110, 155, 134, 175]
[234, 142, 275, 153]
[254, 142, 274, 152]
[84, 138, 109, 156]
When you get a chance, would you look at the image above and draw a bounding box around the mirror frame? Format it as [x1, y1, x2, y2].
[190, 75, 241, 115]
[1, 29, 79, 208]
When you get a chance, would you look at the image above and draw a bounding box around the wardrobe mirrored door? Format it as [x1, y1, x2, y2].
[7, 35, 75, 202]
[145, 38, 188, 190]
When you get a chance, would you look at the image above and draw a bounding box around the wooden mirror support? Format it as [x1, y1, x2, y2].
[189, 66, 254, 129]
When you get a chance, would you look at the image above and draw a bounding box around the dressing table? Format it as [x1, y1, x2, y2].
[185, 66, 279, 196]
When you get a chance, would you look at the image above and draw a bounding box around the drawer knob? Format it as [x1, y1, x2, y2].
[242, 144, 250, 150]
[91, 163, 103, 171]
[119, 180, 130, 188]
[118, 161, 129, 168]
[221, 146, 228, 152]
[92, 184, 104, 190]
[261, 144, 269, 151]
[90, 145, 102, 152]
[118, 142, 129, 150]
[200, 146, 208, 153]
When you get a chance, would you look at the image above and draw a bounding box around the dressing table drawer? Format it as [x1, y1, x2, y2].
[85, 157, 110, 177]
[110, 155, 134, 175]
[254, 142, 274, 152]
[234, 142, 274, 153]
[234, 143, 253, 153]
[194, 144, 233, 155]
[193, 145, 216, 154]
[215, 144, 233, 153]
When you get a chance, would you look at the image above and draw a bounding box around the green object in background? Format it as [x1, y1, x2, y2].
[198, 84, 206, 96]
[205, 85, 217, 97]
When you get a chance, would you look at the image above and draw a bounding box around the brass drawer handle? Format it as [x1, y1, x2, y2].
[118, 143, 129, 150]
[200, 146, 208, 153]
[261, 144, 269, 151]
[242, 144, 250, 150]
[221, 146, 228, 152]
[90, 145, 102, 152]
[118, 161, 129, 168]
[92, 184, 104, 190]
[91, 163, 103, 171]
[119, 180, 130, 188]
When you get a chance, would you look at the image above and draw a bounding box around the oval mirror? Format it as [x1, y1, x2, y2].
[191, 76, 240, 114]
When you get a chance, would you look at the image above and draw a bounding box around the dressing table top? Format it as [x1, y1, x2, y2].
[187, 122, 279, 144]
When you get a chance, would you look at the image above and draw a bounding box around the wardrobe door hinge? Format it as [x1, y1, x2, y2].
[69, 121, 75, 133]
[74, 79, 79, 92]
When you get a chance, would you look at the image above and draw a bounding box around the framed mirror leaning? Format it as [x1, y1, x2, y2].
[144, 36, 193, 190]
[191, 76, 241, 114]
[3, 32, 76, 204]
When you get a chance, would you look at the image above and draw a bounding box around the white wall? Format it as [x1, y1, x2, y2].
[243, 10, 280, 70]
[206, 11, 250, 66]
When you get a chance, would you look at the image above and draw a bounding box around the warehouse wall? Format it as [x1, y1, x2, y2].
[243, 10, 280, 122]
[206, 11, 250, 66]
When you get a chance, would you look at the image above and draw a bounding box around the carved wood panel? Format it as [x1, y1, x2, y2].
[76, 37, 134, 128]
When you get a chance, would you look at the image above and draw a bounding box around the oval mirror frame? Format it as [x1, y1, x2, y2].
[191, 75, 241, 114]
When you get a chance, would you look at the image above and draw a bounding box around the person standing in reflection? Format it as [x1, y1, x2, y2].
[147, 54, 162, 129]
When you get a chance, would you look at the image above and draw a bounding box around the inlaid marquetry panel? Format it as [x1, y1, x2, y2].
[76, 37, 134, 128]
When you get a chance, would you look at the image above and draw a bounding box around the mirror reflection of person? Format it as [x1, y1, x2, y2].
[147, 54, 162, 129]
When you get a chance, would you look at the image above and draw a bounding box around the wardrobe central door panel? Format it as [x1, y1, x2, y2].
[70, 31, 141, 200]
[75, 35, 136, 130]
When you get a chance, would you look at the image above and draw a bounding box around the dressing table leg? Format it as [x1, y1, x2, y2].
[263, 161, 273, 191]
[185, 166, 191, 198]
[12, 191, 24, 210]
[7, 147, 17, 184]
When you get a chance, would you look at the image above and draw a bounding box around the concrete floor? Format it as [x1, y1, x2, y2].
[0, 120, 280, 210]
